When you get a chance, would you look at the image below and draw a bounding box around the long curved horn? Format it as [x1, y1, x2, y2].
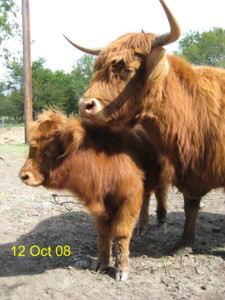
[152, 0, 181, 48]
[63, 34, 102, 56]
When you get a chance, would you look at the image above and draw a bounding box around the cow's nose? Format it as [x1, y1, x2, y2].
[78, 97, 102, 119]
[84, 99, 96, 112]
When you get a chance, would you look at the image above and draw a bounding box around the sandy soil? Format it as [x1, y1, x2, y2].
[0, 127, 225, 300]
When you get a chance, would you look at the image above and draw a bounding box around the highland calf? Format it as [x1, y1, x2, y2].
[65, 0, 225, 254]
[19, 110, 168, 280]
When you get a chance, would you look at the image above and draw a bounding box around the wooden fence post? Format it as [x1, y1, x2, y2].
[22, 0, 32, 144]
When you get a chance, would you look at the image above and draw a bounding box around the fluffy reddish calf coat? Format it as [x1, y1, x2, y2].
[19, 110, 168, 281]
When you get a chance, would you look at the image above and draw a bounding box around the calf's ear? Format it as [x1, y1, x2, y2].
[39, 120, 59, 134]
[29, 120, 59, 142]
[60, 119, 85, 155]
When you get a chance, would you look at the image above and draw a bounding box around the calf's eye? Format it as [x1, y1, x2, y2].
[125, 67, 136, 73]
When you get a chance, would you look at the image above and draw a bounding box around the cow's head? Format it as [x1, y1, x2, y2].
[65, 0, 180, 125]
[19, 110, 85, 187]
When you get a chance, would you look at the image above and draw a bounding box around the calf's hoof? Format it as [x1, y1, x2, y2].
[96, 263, 109, 273]
[115, 268, 129, 281]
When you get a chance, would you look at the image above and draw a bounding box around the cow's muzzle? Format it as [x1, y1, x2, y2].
[78, 97, 104, 120]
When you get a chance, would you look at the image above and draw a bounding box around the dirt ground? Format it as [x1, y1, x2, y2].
[0, 126, 225, 300]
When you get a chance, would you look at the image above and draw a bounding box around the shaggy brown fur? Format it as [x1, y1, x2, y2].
[19, 110, 168, 281]
[78, 31, 225, 254]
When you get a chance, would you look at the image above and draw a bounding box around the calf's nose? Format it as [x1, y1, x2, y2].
[19, 170, 31, 182]
[19, 169, 44, 187]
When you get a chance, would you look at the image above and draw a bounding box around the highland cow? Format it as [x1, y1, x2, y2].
[65, 0, 225, 254]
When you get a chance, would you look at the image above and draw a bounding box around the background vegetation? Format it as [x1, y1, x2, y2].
[0, 0, 224, 125]
[0, 54, 95, 122]
[176, 27, 225, 68]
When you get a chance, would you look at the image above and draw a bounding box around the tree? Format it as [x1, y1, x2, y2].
[0, 56, 24, 121]
[0, 0, 20, 58]
[0, 0, 19, 43]
[32, 58, 72, 116]
[65, 54, 95, 115]
[31, 55, 95, 116]
[0, 54, 95, 121]
[175, 27, 225, 68]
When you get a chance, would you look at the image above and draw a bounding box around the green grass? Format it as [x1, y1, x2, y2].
[0, 143, 29, 159]
[210, 247, 225, 252]
[61, 212, 81, 219]
[11, 209, 23, 218]
[0, 123, 24, 128]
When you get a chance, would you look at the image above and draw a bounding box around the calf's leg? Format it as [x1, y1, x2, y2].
[112, 199, 142, 281]
[94, 219, 111, 272]
[114, 236, 131, 281]
[172, 197, 201, 256]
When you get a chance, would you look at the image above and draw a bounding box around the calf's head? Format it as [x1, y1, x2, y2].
[19, 110, 85, 187]
[65, 0, 180, 125]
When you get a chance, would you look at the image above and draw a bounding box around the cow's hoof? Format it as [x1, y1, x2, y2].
[139, 225, 148, 236]
[170, 245, 193, 256]
[157, 219, 167, 229]
[115, 269, 129, 281]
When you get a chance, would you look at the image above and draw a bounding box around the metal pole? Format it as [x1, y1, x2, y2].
[22, 0, 32, 144]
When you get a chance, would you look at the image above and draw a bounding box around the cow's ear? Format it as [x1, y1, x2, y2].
[146, 47, 169, 84]
[60, 119, 85, 155]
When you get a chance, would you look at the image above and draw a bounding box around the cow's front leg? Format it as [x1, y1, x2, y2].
[114, 236, 131, 281]
[155, 183, 168, 227]
[172, 197, 201, 256]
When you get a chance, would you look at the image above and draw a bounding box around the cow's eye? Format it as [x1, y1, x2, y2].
[119, 66, 136, 81]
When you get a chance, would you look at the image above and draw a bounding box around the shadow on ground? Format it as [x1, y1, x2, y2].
[0, 210, 224, 278]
